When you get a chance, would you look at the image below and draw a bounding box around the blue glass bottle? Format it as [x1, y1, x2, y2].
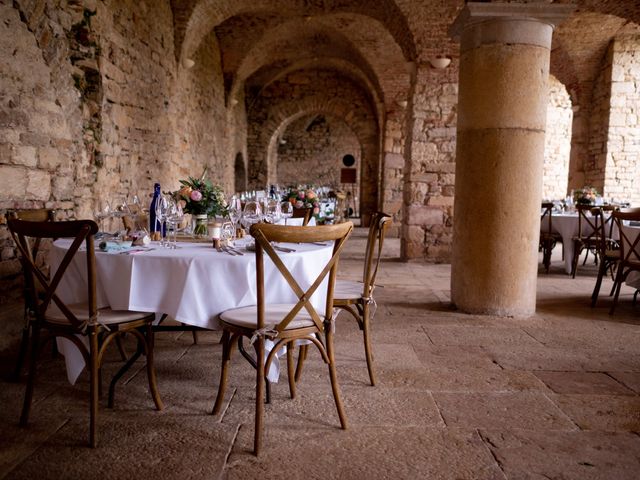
[149, 183, 161, 234]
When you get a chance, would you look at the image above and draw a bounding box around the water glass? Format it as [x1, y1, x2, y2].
[280, 201, 293, 225]
[155, 194, 170, 247]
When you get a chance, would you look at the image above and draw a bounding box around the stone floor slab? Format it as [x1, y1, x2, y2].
[534, 371, 636, 395]
[480, 429, 640, 480]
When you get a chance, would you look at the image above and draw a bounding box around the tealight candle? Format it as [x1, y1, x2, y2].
[211, 222, 222, 240]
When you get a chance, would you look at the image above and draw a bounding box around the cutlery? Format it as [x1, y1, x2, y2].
[221, 245, 239, 256]
[226, 245, 244, 256]
[273, 245, 296, 253]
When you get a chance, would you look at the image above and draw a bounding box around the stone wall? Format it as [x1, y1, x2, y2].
[0, 0, 233, 303]
[584, 40, 613, 194]
[542, 75, 572, 200]
[276, 114, 361, 202]
[604, 34, 640, 205]
[402, 64, 458, 261]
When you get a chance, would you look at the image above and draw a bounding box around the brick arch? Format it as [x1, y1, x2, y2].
[176, 0, 416, 67]
[229, 19, 384, 104]
[248, 84, 379, 223]
[242, 57, 384, 124]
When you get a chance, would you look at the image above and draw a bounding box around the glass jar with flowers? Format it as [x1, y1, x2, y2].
[573, 186, 599, 206]
[175, 172, 228, 237]
[284, 185, 321, 217]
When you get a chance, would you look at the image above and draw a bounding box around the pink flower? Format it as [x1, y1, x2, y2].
[313, 207, 320, 214]
[297, 191, 305, 200]
[295, 200, 304, 208]
[190, 190, 203, 202]
[306, 190, 316, 200]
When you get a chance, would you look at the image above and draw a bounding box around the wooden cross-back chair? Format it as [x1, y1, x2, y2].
[212, 221, 353, 455]
[7, 208, 56, 381]
[7, 218, 163, 447]
[590, 205, 620, 307]
[330, 212, 391, 386]
[609, 208, 640, 315]
[539, 202, 562, 273]
[292, 206, 313, 225]
[571, 204, 601, 278]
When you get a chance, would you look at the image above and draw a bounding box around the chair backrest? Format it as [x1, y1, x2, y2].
[575, 204, 599, 241]
[8, 219, 99, 331]
[540, 202, 553, 235]
[362, 212, 392, 298]
[591, 205, 619, 254]
[7, 209, 56, 259]
[292, 207, 313, 226]
[249, 222, 353, 333]
[613, 208, 640, 266]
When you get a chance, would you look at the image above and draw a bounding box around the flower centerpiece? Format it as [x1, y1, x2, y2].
[573, 186, 599, 205]
[284, 185, 320, 216]
[175, 171, 227, 236]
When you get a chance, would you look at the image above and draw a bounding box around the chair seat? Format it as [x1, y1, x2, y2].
[333, 279, 364, 301]
[219, 304, 316, 330]
[45, 302, 153, 326]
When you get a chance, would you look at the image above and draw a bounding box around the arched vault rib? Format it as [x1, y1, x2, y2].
[177, 0, 416, 68]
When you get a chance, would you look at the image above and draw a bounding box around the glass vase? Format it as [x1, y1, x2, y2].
[193, 214, 208, 237]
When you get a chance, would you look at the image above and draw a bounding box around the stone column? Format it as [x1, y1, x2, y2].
[449, 3, 573, 316]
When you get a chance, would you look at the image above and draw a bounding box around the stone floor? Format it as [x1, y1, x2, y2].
[0, 235, 639, 479]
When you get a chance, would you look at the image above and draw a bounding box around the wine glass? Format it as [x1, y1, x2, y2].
[94, 200, 112, 233]
[165, 198, 184, 249]
[155, 194, 169, 247]
[280, 201, 293, 225]
[241, 200, 262, 235]
[227, 198, 242, 238]
[264, 199, 281, 224]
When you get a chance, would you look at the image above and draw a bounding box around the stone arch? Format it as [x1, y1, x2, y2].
[234, 152, 247, 193]
[543, 75, 573, 200]
[249, 89, 379, 224]
[176, 0, 416, 68]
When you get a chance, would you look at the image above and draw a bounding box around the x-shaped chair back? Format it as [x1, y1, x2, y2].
[614, 209, 640, 267]
[575, 204, 599, 242]
[249, 222, 353, 334]
[540, 202, 554, 233]
[8, 218, 99, 332]
[362, 212, 392, 299]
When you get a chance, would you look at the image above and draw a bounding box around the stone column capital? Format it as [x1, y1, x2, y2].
[450, 2, 575, 50]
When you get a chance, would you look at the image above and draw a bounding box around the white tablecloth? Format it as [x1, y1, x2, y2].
[541, 212, 619, 274]
[50, 237, 332, 383]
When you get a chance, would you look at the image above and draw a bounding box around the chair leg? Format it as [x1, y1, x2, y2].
[325, 321, 348, 430]
[89, 328, 100, 448]
[571, 242, 581, 278]
[115, 334, 127, 361]
[19, 325, 40, 426]
[12, 324, 31, 382]
[362, 302, 376, 386]
[286, 343, 296, 399]
[254, 337, 266, 456]
[212, 330, 231, 415]
[144, 324, 163, 411]
[294, 344, 308, 383]
[591, 261, 607, 308]
[609, 268, 625, 315]
[191, 330, 198, 345]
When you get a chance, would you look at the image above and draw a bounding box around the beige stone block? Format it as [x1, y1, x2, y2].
[408, 205, 444, 225]
[384, 152, 404, 169]
[12, 146, 37, 167]
[37, 147, 60, 170]
[458, 44, 550, 131]
[26, 170, 51, 200]
[427, 195, 454, 207]
[611, 82, 635, 95]
[0, 165, 27, 200]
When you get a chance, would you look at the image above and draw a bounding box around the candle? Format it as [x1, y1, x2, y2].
[211, 222, 222, 240]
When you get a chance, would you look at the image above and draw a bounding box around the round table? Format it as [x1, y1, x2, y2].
[50, 237, 333, 383]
